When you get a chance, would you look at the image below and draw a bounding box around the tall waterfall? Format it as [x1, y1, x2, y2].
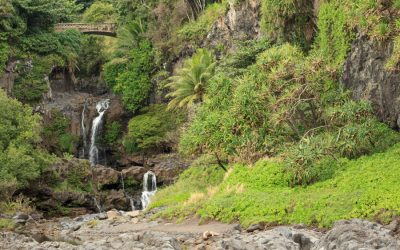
[81, 99, 88, 157]
[141, 171, 157, 210]
[89, 99, 110, 166]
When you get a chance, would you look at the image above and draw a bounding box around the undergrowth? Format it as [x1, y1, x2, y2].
[151, 143, 400, 228]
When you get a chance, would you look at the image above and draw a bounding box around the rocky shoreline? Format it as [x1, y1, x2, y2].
[2, 209, 399, 250]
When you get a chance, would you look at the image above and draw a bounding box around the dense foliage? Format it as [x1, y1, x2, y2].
[124, 104, 185, 153]
[166, 49, 215, 109]
[0, 90, 54, 197]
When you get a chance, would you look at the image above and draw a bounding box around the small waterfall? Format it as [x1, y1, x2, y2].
[93, 197, 103, 213]
[89, 99, 110, 166]
[81, 100, 88, 157]
[141, 171, 157, 210]
[120, 172, 136, 211]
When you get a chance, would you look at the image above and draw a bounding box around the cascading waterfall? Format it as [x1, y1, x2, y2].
[120, 172, 136, 211]
[89, 99, 110, 166]
[141, 171, 157, 210]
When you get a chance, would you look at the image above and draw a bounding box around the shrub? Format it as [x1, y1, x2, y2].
[178, 3, 226, 42]
[0, 90, 54, 190]
[104, 121, 122, 145]
[42, 109, 77, 155]
[14, 54, 64, 103]
[82, 2, 116, 23]
[124, 104, 185, 154]
[113, 39, 154, 112]
[260, 0, 314, 50]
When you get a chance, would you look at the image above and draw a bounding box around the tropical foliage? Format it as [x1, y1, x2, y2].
[166, 49, 215, 109]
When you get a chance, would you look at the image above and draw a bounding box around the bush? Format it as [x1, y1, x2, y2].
[42, 109, 77, 155]
[260, 0, 314, 50]
[104, 121, 122, 145]
[113, 39, 154, 112]
[14, 54, 64, 103]
[178, 3, 226, 42]
[124, 104, 185, 154]
[82, 2, 116, 23]
[0, 90, 54, 190]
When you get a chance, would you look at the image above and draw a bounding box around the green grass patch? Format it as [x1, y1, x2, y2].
[151, 144, 400, 228]
[149, 164, 225, 220]
[0, 218, 15, 230]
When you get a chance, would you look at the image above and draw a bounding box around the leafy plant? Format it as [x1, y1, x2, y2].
[124, 104, 185, 154]
[166, 48, 216, 109]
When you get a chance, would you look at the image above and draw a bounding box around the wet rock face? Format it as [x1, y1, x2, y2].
[342, 34, 400, 129]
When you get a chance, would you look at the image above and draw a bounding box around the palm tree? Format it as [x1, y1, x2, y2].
[116, 19, 145, 55]
[166, 49, 215, 109]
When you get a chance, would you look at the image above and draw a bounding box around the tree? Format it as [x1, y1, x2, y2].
[166, 48, 215, 109]
[0, 90, 54, 190]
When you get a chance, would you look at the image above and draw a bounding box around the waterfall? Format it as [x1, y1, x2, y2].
[89, 99, 110, 166]
[93, 197, 103, 213]
[120, 172, 136, 211]
[81, 100, 88, 157]
[141, 171, 157, 210]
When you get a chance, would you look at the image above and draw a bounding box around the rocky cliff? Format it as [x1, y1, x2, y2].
[343, 34, 400, 129]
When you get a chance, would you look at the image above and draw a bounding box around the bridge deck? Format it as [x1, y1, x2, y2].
[54, 23, 117, 37]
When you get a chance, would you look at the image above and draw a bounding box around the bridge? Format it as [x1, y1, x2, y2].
[54, 23, 117, 37]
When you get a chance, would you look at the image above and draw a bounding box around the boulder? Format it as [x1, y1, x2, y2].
[91, 165, 120, 187]
[313, 219, 400, 250]
[121, 166, 147, 182]
[146, 154, 191, 185]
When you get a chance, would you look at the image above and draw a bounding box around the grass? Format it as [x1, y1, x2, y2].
[0, 219, 15, 230]
[151, 143, 400, 228]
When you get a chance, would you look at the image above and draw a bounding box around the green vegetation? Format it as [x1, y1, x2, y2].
[2, 0, 400, 231]
[178, 3, 226, 42]
[0, 219, 15, 230]
[0, 0, 82, 103]
[42, 110, 77, 155]
[124, 104, 185, 153]
[0, 90, 55, 196]
[166, 49, 215, 109]
[153, 143, 400, 227]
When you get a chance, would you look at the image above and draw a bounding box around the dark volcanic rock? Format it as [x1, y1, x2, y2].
[342, 34, 400, 128]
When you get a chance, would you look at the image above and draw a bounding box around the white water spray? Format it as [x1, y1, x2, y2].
[141, 171, 157, 210]
[89, 99, 110, 166]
